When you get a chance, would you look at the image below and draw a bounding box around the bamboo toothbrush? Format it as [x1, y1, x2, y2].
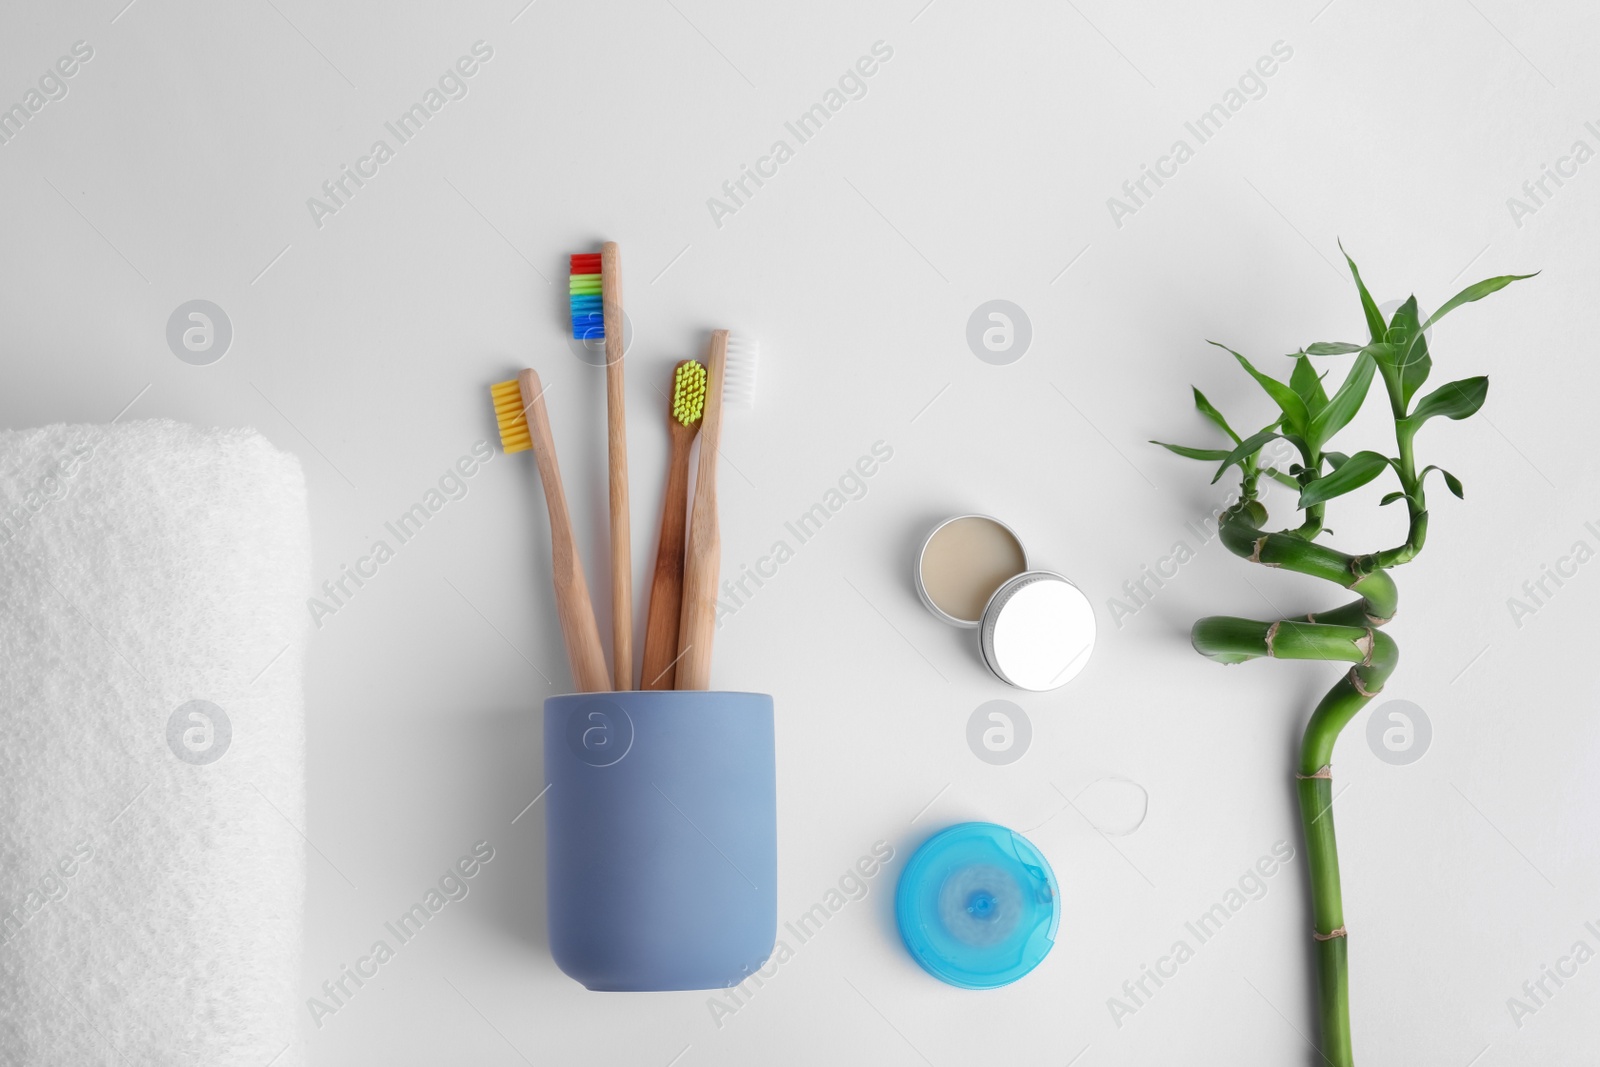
[675, 331, 758, 690]
[570, 244, 633, 689]
[491, 370, 611, 693]
[640, 360, 706, 690]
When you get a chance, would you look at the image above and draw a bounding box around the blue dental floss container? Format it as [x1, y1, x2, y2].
[544, 691, 777, 991]
[895, 822, 1059, 989]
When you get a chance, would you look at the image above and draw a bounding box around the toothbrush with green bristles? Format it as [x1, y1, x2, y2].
[640, 359, 706, 690]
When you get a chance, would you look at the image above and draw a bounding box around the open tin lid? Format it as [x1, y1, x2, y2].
[980, 570, 1096, 691]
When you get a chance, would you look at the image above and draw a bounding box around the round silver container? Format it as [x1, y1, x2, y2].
[913, 514, 1027, 629]
[914, 514, 1096, 691]
[979, 570, 1096, 691]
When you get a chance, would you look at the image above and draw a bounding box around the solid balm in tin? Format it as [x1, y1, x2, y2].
[895, 822, 1059, 989]
[915, 515, 1028, 627]
[914, 514, 1096, 690]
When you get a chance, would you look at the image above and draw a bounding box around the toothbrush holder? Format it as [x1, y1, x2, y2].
[543, 690, 777, 991]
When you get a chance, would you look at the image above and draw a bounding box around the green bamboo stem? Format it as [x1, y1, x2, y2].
[1165, 258, 1527, 1064]
[1192, 520, 1400, 1067]
[1214, 524, 1399, 622]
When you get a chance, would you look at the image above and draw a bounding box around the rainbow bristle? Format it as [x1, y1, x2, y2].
[490, 379, 532, 453]
[672, 361, 707, 427]
[569, 253, 604, 340]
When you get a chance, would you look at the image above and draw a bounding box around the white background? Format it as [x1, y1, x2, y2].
[2, 0, 1598, 1063]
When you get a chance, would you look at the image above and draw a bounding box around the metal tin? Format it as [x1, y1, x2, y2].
[915, 514, 1096, 691]
[979, 571, 1096, 691]
[913, 514, 1028, 629]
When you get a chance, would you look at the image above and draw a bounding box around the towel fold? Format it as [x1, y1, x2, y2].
[0, 420, 310, 1067]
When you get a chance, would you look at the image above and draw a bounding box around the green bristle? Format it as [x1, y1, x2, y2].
[672, 361, 707, 426]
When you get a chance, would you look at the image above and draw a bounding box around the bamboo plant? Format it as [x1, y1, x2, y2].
[1152, 247, 1534, 1065]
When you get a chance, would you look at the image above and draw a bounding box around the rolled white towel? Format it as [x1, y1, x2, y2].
[0, 420, 310, 1067]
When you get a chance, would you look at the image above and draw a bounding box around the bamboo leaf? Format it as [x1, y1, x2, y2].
[1298, 450, 1390, 508]
[1307, 351, 1376, 450]
[1152, 440, 1231, 461]
[1422, 464, 1466, 499]
[1210, 428, 1281, 484]
[1290, 355, 1329, 415]
[1295, 341, 1366, 356]
[1265, 468, 1301, 489]
[1339, 241, 1389, 342]
[1422, 272, 1539, 331]
[1379, 491, 1407, 506]
[1192, 387, 1241, 444]
[1209, 341, 1310, 435]
[1386, 296, 1432, 407]
[1402, 357, 1433, 407]
[1408, 376, 1488, 426]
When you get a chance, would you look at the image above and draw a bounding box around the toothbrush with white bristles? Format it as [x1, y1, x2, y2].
[675, 330, 758, 690]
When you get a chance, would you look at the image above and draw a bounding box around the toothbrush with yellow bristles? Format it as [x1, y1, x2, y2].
[640, 360, 706, 690]
[491, 370, 611, 693]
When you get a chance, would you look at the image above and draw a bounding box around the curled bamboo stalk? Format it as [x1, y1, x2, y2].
[1191, 516, 1400, 1066]
[1152, 248, 1535, 1064]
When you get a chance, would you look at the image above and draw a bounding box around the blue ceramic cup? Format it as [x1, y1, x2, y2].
[544, 691, 777, 991]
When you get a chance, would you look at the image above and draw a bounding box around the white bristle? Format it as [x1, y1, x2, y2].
[721, 332, 759, 408]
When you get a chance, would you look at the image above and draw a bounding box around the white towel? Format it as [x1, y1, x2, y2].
[0, 420, 310, 1067]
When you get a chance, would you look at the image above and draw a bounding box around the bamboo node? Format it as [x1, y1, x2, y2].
[1313, 926, 1348, 941]
[1345, 556, 1375, 587]
[1348, 668, 1380, 698]
[1295, 766, 1332, 780]
[1355, 628, 1376, 666]
[1250, 536, 1268, 564]
[1264, 620, 1280, 656]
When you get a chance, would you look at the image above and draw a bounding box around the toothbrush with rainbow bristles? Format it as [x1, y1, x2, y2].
[571, 244, 633, 689]
[640, 360, 706, 690]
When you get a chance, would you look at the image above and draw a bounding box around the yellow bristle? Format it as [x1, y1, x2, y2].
[490, 379, 532, 453]
[672, 361, 707, 427]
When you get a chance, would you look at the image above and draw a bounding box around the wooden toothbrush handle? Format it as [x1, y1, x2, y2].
[676, 331, 728, 690]
[639, 431, 693, 690]
[602, 241, 633, 690]
[520, 369, 611, 693]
